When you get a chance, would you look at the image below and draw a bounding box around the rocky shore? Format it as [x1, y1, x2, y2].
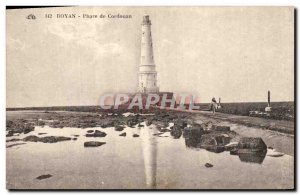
[6, 109, 279, 160]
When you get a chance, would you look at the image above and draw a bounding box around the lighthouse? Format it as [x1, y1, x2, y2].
[138, 15, 159, 93]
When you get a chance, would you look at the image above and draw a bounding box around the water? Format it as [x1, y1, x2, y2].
[7, 122, 294, 189]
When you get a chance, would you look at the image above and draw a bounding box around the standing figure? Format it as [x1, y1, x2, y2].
[211, 97, 217, 114]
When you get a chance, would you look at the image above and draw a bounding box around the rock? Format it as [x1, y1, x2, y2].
[119, 132, 126, 137]
[6, 131, 14, 137]
[84, 141, 106, 147]
[237, 137, 267, 153]
[153, 132, 164, 136]
[170, 126, 182, 139]
[86, 130, 107, 137]
[23, 135, 72, 143]
[6, 138, 22, 142]
[200, 134, 230, 153]
[267, 146, 274, 150]
[38, 133, 47, 135]
[205, 163, 213, 168]
[183, 125, 204, 148]
[201, 121, 213, 131]
[6, 120, 35, 135]
[115, 126, 124, 131]
[87, 130, 94, 133]
[72, 138, 77, 140]
[36, 174, 52, 180]
[212, 125, 230, 132]
[23, 135, 39, 142]
[127, 118, 139, 127]
[267, 150, 285, 157]
[152, 121, 169, 128]
[100, 120, 115, 128]
[230, 149, 239, 155]
[23, 123, 35, 134]
[39, 136, 72, 143]
[138, 123, 144, 127]
[183, 125, 203, 138]
[200, 134, 230, 147]
[133, 134, 140, 137]
[6, 143, 26, 148]
[145, 120, 152, 126]
[173, 119, 187, 129]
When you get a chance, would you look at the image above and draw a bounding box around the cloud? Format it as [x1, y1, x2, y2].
[46, 21, 123, 62]
[46, 20, 99, 41]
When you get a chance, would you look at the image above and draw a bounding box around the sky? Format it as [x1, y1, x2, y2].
[6, 7, 294, 107]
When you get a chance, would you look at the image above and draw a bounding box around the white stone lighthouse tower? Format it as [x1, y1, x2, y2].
[138, 15, 159, 93]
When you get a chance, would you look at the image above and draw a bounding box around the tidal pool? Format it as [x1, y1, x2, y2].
[6, 122, 294, 189]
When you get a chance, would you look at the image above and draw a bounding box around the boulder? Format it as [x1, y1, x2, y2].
[87, 130, 94, 133]
[39, 136, 72, 143]
[237, 137, 267, 153]
[133, 134, 140, 137]
[170, 126, 182, 139]
[173, 119, 187, 129]
[183, 125, 203, 138]
[115, 126, 124, 131]
[119, 132, 126, 137]
[183, 125, 204, 148]
[85, 130, 107, 137]
[23, 135, 72, 143]
[84, 141, 106, 147]
[200, 134, 230, 153]
[23, 135, 39, 142]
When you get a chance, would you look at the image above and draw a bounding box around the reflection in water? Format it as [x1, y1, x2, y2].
[141, 128, 157, 189]
[238, 151, 267, 164]
[183, 127, 202, 148]
[183, 128, 268, 164]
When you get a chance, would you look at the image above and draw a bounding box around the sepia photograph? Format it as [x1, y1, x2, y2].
[6, 6, 295, 190]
